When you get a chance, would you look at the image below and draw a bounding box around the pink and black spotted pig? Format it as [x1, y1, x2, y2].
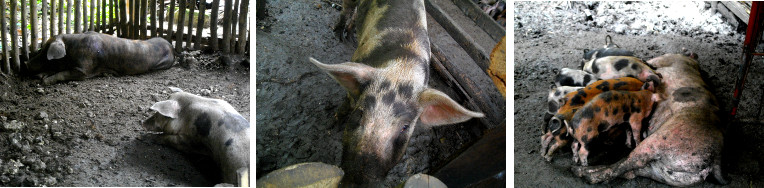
[564, 83, 661, 166]
[309, 0, 484, 186]
[582, 55, 661, 85]
[143, 88, 250, 186]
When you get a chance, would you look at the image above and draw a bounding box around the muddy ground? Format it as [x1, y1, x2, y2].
[515, 1, 763, 187]
[255, 0, 500, 187]
[0, 51, 249, 186]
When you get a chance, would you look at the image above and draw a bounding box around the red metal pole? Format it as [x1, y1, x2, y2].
[731, 2, 764, 117]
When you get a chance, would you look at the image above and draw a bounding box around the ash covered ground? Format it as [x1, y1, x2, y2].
[515, 1, 763, 187]
[0, 51, 249, 186]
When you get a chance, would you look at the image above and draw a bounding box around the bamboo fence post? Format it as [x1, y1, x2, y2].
[10, 0, 20, 72]
[140, 0, 147, 38]
[58, 0, 64, 35]
[90, 0, 95, 31]
[175, 0, 186, 51]
[110, 0, 116, 33]
[237, 0, 248, 54]
[194, 2, 205, 50]
[83, 0, 89, 31]
[230, 0, 238, 51]
[132, 0, 138, 38]
[185, 1, 193, 49]
[1, 0, 9, 74]
[101, 0, 106, 32]
[222, 0, 232, 53]
[67, 0, 72, 34]
[118, 0, 126, 37]
[150, 0, 156, 37]
[209, 0, 218, 51]
[51, 0, 57, 36]
[42, 0, 48, 43]
[31, 0, 39, 51]
[167, 0, 175, 41]
[74, 0, 81, 33]
[158, 0, 164, 38]
[21, 0, 29, 59]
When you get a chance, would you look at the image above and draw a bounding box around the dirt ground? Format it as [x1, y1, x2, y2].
[515, 1, 764, 187]
[255, 0, 498, 187]
[0, 51, 249, 186]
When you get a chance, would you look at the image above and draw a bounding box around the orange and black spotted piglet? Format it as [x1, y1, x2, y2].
[564, 82, 661, 166]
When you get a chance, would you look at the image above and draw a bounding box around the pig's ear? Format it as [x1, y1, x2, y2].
[309, 57, 375, 96]
[150, 100, 180, 119]
[47, 40, 66, 60]
[417, 88, 484, 126]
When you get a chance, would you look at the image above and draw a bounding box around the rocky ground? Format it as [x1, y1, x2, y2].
[0, 51, 249, 186]
[515, 1, 763, 187]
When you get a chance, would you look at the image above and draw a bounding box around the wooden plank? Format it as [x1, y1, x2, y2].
[167, 0, 176, 41]
[31, 0, 39, 51]
[210, 0, 219, 51]
[722, 1, 750, 25]
[141, 0, 148, 39]
[430, 42, 505, 129]
[21, 0, 29, 59]
[42, 0, 48, 47]
[222, 0, 233, 53]
[0, 0, 9, 74]
[185, 2, 194, 49]
[430, 53, 489, 128]
[74, 0, 81, 33]
[451, 0, 504, 42]
[10, 0, 20, 72]
[175, 0, 187, 51]
[194, 2, 205, 50]
[237, 0, 248, 54]
[158, 0, 165, 38]
[425, 0, 490, 71]
[150, 0, 156, 37]
[433, 124, 505, 187]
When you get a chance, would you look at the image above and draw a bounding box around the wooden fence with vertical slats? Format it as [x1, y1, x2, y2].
[0, 0, 250, 74]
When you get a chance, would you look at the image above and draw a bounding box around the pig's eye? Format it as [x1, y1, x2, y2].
[400, 124, 409, 133]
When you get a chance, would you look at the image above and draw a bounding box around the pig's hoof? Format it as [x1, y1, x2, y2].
[543, 155, 553, 162]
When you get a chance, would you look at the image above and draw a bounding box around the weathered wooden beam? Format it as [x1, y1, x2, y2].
[451, 0, 503, 41]
[58, 0, 64, 35]
[425, 0, 490, 71]
[66, 0, 73, 33]
[21, 0, 29, 59]
[721, 1, 750, 25]
[31, 0, 39, 50]
[118, 0, 127, 37]
[167, 0, 176, 41]
[430, 42, 505, 129]
[10, 0, 20, 72]
[230, 0, 239, 51]
[141, 0, 148, 38]
[150, 0, 156, 37]
[185, 2, 194, 49]
[222, 0, 233, 53]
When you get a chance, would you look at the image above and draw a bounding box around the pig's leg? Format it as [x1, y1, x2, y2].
[544, 137, 568, 161]
[42, 70, 86, 85]
[578, 142, 590, 166]
[571, 142, 580, 164]
[572, 143, 656, 183]
[333, 0, 358, 41]
[541, 133, 552, 158]
[628, 116, 644, 145]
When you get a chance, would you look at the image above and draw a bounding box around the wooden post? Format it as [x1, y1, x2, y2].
[158, 0, 164, 38]
[0, 0, 9, 74]
[90, 0, 95, 31]
[222, 0, 232, 53]
[10, 0, 20, 72]
[194, 2, 205, 50]
[21, 0, 29, 59]
[42, 0, 49, 48]
[118, 0, 126, 37]
[132, 0, 138, 38]
[175, 0, 186, 51]
[74, 0, 81, 33]
[150, 0, 156, 37]
[167, 0, 175, 41]
[141, 0, 147, 38]
[185, 1, 194, 49]
[230, 0, 238, 51]
[110, 0, 116, 33]
[58, 0, 64, 35]
[83, 0, 89, 31]
[67, 0, 73, 34]
[51, 0, 57, 36]
[210, 0, 219, 51]
[101, 0, 106, 33]
[237, 0, 248, 54]
[31, 0, 39, 51]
